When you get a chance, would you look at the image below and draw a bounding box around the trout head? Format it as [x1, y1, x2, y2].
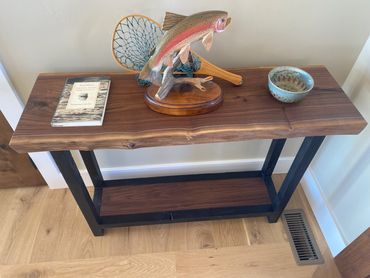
[212, 12, 231, 33]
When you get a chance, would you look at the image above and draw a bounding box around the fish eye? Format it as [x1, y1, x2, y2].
[221, 18, 225, 22]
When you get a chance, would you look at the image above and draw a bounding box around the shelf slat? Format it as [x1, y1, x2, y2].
[100, 176, 271, 216]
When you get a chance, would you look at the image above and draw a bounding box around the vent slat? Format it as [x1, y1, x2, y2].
[283, 209, 324, 266]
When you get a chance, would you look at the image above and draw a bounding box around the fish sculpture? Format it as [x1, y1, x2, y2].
[139, 10, 231, 99]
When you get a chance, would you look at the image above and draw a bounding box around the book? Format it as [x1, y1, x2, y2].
[51, 77, 111, 127]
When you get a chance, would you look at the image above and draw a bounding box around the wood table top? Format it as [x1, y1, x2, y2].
[10, 66, 367, 152]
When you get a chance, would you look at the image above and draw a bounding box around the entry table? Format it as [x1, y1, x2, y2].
[10, 66, 366, 236]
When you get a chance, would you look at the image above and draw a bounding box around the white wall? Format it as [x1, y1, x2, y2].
[1, 0, 370, 102]
[310, 36, 370, 246]
[1, 1, 370, 171]
[92, 139, 302, 170]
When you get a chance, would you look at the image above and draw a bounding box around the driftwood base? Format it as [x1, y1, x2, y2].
[144, 81, 223, 116]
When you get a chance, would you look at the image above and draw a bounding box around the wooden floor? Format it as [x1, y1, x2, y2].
[0, 175, 341, 278]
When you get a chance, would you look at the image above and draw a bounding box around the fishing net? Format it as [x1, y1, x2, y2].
[112, 15, 163, 72]
[112, 15, 201, 86]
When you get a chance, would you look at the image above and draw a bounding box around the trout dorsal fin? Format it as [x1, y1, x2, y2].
[162, 12, 186, 31]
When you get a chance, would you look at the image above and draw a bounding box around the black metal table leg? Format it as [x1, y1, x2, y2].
[262, 139, 287, 177]
[51, 151, 104, 236]
[80, 151, 104, 213]
[268, 136, 325, 223]
[262, 139, 287, 200]
[80, 151, 104, 188]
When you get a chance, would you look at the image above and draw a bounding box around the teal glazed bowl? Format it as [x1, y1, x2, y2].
[268, 66, 314, 103]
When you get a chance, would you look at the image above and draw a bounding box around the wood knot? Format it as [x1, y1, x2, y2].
[0, 143, 8, 149]
[235, 95, 247, 102]
[31, 100, 48, 108]
[127, 142, 136, 149]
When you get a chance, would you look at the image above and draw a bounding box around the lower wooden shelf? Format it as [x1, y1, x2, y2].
[99, 173, 272, 217]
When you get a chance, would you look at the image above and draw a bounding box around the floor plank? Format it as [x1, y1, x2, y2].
[128, 223, 176, 255]
[176, 244, 317, 278]
[243, 217, 288, 245]
[0, 253, 176, 278]
[30, 189, 130, 263]
[0, 244, 327, 278]
[0, 187, 47, 264]
[212, 219, 250, 248]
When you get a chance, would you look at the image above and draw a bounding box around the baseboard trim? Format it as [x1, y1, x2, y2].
[79, 156, 294, 186]
[301, 168, 346, 257]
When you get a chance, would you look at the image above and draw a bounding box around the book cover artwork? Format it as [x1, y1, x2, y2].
[51, 77, 111, 127]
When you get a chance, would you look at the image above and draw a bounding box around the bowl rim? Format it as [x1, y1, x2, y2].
[268, 66, 314, 95]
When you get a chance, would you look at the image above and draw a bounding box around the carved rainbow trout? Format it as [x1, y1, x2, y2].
[139, 10, 231, 91]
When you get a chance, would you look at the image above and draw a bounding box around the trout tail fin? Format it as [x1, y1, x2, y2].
[139, 62, 162, 86]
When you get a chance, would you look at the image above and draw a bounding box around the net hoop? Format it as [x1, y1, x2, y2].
[111, 14, 163, 73]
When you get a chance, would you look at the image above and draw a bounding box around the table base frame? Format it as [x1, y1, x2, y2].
[51, 136, 325, 236]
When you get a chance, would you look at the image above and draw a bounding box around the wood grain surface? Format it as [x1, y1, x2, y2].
[335, 228, 370, 278]
[100, 177, 270, 216]
[0, 112, 45, 188]
[10, 66, 367, 152]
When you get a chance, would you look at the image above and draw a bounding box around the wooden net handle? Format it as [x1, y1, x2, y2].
[194, 55, 243, 86]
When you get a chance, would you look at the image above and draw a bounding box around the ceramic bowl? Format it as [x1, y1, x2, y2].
[268, 66, 314, 103]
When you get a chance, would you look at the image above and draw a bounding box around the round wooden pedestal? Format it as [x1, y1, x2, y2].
[144, 81, 223, 116]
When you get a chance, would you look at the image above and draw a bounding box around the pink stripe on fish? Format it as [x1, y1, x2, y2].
[155, 23, 213, 64]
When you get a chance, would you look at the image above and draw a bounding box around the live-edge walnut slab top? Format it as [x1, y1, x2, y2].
[10, 66, 367, 153]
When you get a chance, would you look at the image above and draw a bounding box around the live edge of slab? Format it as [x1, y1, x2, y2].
[10, 66, 367, 153]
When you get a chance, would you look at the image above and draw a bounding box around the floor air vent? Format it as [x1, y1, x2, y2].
[282, 209, 324, 265]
